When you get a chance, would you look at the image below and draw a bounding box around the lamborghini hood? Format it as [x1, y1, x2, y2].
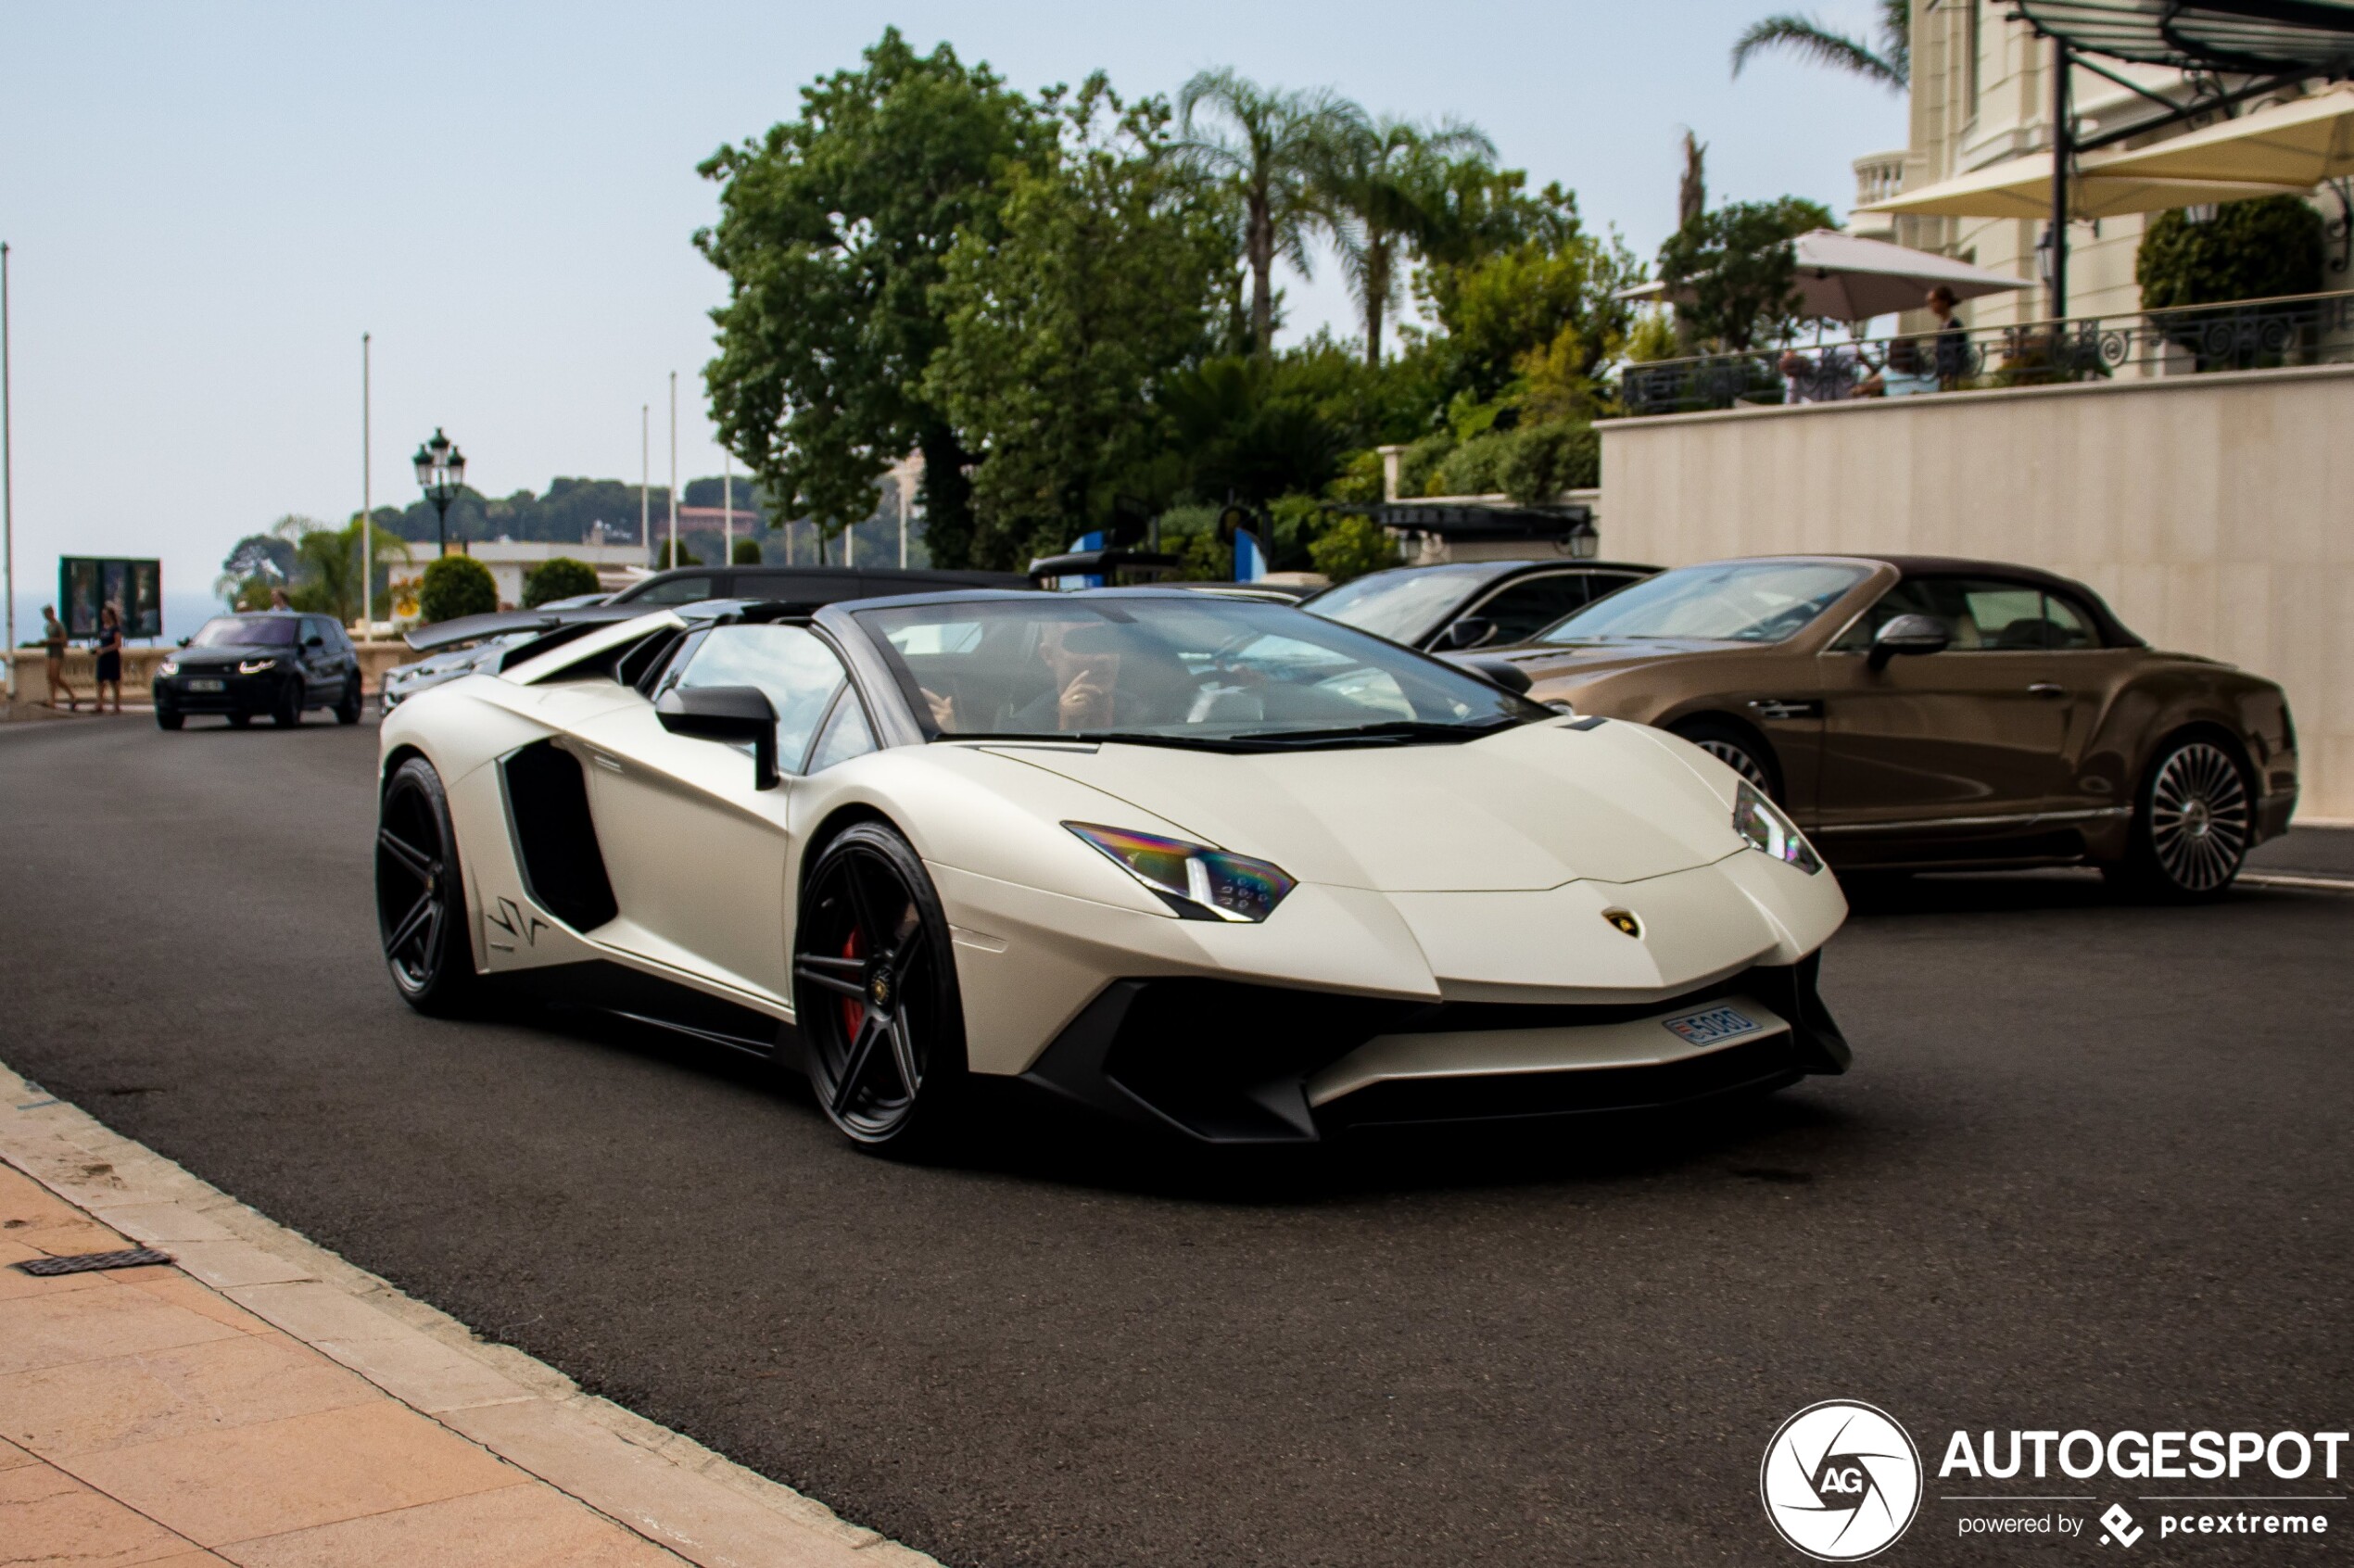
[993, 720, 1741, 891]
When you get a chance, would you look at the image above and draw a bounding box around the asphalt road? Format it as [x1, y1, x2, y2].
[3, 713, 2348, 1567]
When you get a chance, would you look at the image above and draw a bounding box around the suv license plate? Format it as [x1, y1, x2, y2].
[187, 678, 225, 692]
[1662, 1005, 1760, 1046]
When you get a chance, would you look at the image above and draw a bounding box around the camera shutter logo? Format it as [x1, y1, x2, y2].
[1760, 1400, 1923, 1561]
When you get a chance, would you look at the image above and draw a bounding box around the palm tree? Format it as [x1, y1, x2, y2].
[1730, 0, 1911, 88]
[1317, 114, 1496, 366]
[1174, 69, 1354, 359]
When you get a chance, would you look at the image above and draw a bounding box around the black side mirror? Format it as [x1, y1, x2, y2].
[1463, 655, 1533, 695]
[304, 635, 325, 649]
[1868, 613, 1951, 669]
[1439, 616, 1497, 651]
[656, 685, 780, 790]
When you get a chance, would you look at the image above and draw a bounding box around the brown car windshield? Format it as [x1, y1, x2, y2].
[1533, 562, 1869, 645]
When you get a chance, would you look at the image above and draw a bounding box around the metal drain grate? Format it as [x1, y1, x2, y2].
[13, 1247, 173, 1276]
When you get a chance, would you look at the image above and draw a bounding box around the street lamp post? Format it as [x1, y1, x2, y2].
[411, 427, 466, 557]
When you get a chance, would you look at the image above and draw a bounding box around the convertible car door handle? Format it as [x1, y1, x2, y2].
[2027, 682, 2064, 698]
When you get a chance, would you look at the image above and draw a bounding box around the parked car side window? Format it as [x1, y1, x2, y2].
[668, 624, 849, 775]
[628, 575, 719, 605]
[1467, 574, 1594, 645]
[1835, 577, 2101, 652]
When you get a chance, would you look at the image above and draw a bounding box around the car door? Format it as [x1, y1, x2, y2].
[1814, 575, 2082, 830]
[565, 622, 856, 1003]
[297, 618, 341, 700]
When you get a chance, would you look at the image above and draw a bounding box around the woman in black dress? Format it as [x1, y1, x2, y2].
[94, 603, 125, 715]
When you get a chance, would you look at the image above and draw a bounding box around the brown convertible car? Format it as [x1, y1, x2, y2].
[1460, 555, 2297, 899]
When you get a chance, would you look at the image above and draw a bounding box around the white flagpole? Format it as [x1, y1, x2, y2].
[722, 449, 733, 568]
[666, 372, 678, 570]
[639, 405, 650, 553]
[361, 332, 372, 638]
[2, 242, 15, 704]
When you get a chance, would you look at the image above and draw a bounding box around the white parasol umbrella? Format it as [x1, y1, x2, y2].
[1620, 230, 2031, 322]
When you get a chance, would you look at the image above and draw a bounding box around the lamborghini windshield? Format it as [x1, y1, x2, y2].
[854, 594, 1546, 748]
[1532, 561, 1869, 645]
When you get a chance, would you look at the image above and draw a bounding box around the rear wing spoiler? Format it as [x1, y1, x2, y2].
[402, 603, 651, 653]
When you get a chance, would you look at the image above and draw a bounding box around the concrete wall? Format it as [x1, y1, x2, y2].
[1596, 362, 2354, 821]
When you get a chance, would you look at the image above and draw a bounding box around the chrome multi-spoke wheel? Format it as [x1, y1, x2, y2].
[375, 757, 480, 1012]
[1674, 719, 1784, 803]
[2145, 740, 2250, 895]
[1695, 737, 1773, 791]
[792, 823, 965, 1152]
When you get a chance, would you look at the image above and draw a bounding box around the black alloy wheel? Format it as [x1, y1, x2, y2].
[335, 676, 363, 725]
[272, 677, 303, 727]
[375, 757, 481, 1014]
[1673, 717, 1783, 802]
[2108, 736, 2252, 902]
[791, 822, 967, 1154]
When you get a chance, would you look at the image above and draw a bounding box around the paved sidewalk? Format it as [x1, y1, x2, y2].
[0, 1066, 931, 1568]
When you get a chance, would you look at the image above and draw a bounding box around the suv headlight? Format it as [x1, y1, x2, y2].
[238, 657, 281, 675]
[157, 657, 179, 677]
[1065, 823, 1296, 922]
[1734, 781, 1822, 875]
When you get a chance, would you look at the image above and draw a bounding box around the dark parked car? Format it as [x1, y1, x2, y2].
[611, 563, 1028, 607]
[1458, 554, 2298, 899]
[154, 612, 362, 729]
[1303, 559, 1658, 651]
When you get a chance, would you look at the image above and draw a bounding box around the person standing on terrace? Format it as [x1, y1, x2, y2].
[1928, 285, 1970, 387]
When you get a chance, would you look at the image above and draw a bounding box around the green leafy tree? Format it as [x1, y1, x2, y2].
[697, 30, 1052, 568]
[288, 516, 410, 624]
[656, 538, 703, 568]
[1158, 356, 1347, 510]
[522, 557, 601, 607]
[216, 528, 299, 608]
[1731, 0, 1911, 87]
[1657, 196, 1834, 351]
[419, 556, 497, 624]
[1317, 116, 1497, 365]
[2137, 196, 2325, 310]
[925, 81, 1235, 568]
[1416, 191, 1644, 406]
[731, 537, 764, 565]
[1174, 69, 1355, 359]
[1308, 512, 1401, 581]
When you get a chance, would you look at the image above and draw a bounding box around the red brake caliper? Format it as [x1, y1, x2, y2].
[839, 927, 866, 1038]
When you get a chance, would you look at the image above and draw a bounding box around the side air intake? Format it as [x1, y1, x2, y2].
[498, 740, 619, 932]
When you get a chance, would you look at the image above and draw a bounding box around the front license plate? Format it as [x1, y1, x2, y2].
[187, 679, 224, 692]
[1662, 1005, 1761, 1046]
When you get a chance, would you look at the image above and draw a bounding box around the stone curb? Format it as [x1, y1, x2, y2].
[0, 1057, 937, 1568]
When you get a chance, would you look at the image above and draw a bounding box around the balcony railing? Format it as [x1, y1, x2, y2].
[1615, 289, 2354, 417]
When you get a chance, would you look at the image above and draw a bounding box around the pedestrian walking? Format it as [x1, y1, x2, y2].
[41, 605, 79, 712]
[94, 603, 125, 715]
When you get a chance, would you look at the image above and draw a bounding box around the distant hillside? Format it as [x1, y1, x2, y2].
[373, 475, 769, 547]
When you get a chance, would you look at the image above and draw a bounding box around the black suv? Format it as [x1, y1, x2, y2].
[154, 612, 363, 729]
[610, 563, 1028, 607]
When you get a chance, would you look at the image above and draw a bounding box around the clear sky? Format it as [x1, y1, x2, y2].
[0, 1, 1906, 626]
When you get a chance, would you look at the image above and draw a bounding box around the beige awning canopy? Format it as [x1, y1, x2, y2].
[2096, 85, 2354, 185]
[1855, 151, 2310, 220]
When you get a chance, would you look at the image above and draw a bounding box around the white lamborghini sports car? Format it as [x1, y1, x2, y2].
[375, 589, 1852, 1152]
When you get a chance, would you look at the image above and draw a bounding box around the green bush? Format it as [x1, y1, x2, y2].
[521, 556, 601, 607]
[1397, 433, 1454, 498]
[731, 537, 763, 565]
[418, 555, 498, 624]
[1430, 429, 1514, 497]
[1499, 422, 1601, 503]
[657, 538, 703, 569]
[1308, 513, 1402, 583]
[2137, 196, 2324, 310]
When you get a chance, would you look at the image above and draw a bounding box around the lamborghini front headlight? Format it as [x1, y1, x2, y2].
[1734, 781, 1822, 875]
[1065, 823, 1297, 923]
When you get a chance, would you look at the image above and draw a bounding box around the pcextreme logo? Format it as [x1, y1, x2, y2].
[1762, 1400, 1925, 1562]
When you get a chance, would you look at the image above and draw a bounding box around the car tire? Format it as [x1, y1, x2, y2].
[2104, 734, 2252, 903]
[155, 704, 184, 731]
[272, 678, 303, 727]
[335, 677, 362, 725]
[791, 821, 968, 1157]
[1671, 717, 1784, 803]
[376, 756, 483, 1015]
